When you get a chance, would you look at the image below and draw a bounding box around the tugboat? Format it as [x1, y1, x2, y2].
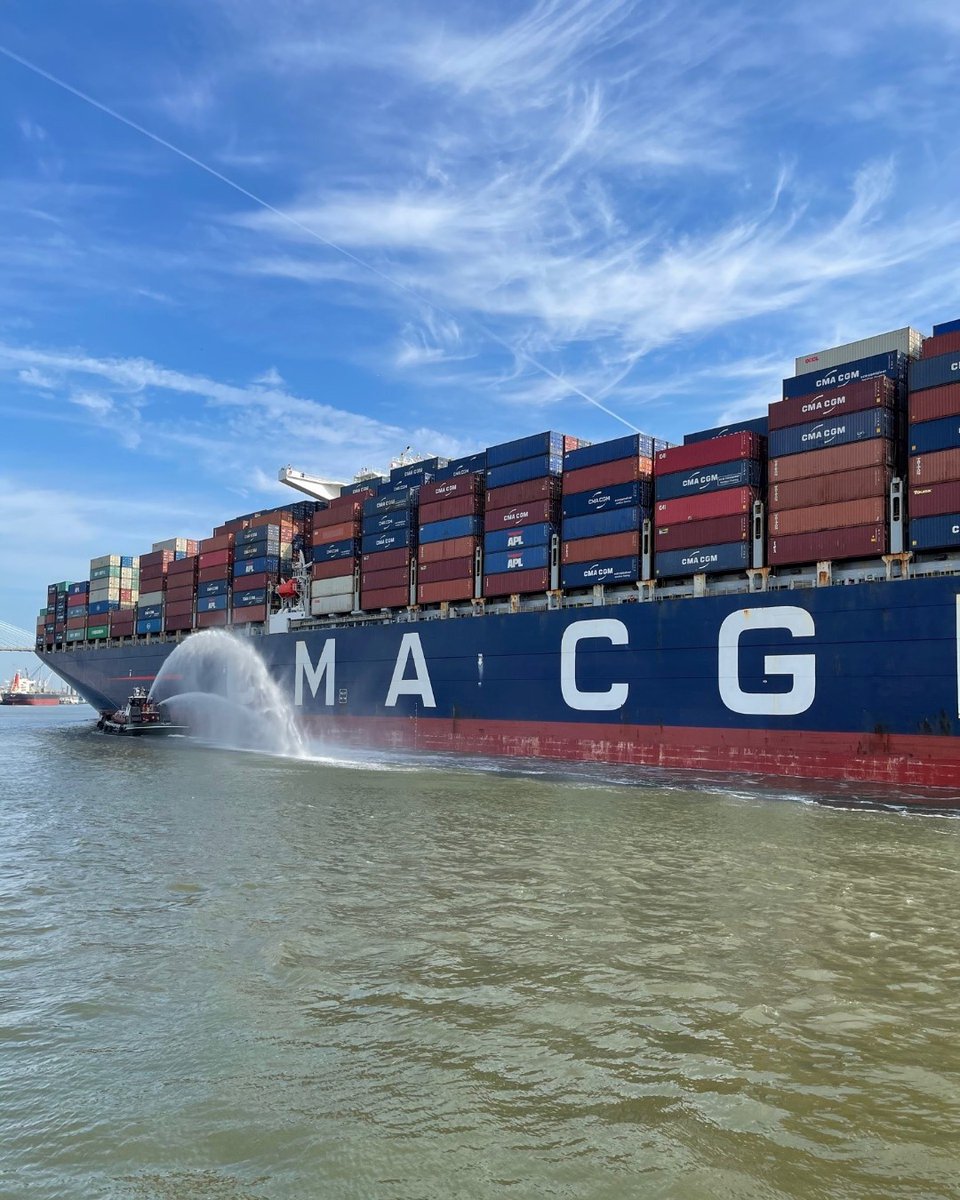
[96, 687, 186, 736]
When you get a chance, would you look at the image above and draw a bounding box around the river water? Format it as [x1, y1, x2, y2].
[3, 705, 960, 1199]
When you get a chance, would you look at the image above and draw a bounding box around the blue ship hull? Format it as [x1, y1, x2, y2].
[40, 574, 960, 796]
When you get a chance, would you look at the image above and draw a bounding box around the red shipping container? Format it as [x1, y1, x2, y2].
[769, 439, 895, 483]
[138, 566, 168, 585]
[655, 514, 750, 552]
[164, 614, 195, 632]
[655, 487, 756, 525]
[196, 610, 229, 628]
[768, 378, 895, 432]
[418, 494, 480, 524]
[768, 523, 888, 565]
[418, 579, 475, 604]
[654, 432, 763, 475]
[562, 531, 641, 564]
[236, 571, 271, 590]
[67, 593, 87, 607]
[139, 549, 175, 568]
[908, 480, 960, 517]
[231, 604, 269, 624]
[562, 457, 652, 495]
[198, 564, 231, 584]
[198, 548, 232, 569]
[313, 510, 361, 534]
[484, 567, 550, 596]
[311, 521, 359, 546]
[359, 585, 409, 609]
[909, 382, 960, 425]
[198, 533, 235, 553]
[769, 496, 886, 537]
[486, 477, 561, 509]
[165, 599, 195, 618]
[908, 449, 960, 485]
[361, 548, 409, 571]
[419, 472, 484, 506]
[165, 584, 196, 605]
[768, 466, 894, 512]
[119, 589, 133, 603]
[417, 555, 476, 584]
[360, 565, 410, 591]
[484, 499, 556, 531]
[66, 615, 86, 630]
[312, 559, 357, 582]
[418, 536, 480, 564]
[166, 563, 197, 582]
[921, 330, 960, 359]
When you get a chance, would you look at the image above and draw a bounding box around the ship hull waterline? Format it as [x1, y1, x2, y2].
[38, 573, 960, 801]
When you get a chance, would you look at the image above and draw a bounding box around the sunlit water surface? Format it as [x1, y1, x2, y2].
[3, 706, 960, 1200]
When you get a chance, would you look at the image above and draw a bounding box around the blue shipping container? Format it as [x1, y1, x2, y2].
[485, 454, 562, 490]
[236, 539, 280, 559]
[340, 477, 385, 496]
[238, 524, 280, 546]
[312, 540, 357, 564]
[364, 491, 418, 517]
[87, 600, 119, 616]
[390, 457, 444, 484]
[137, 604, 163, 620]
[361, 529, 412, 555]
[434, 452, 487, 481]
[198, 578, 230, 598]
[197, 594, 228, 613]
[683, 417, 768, 445]
[562, 506, 643, 542]
[909, 513, 960, 551]
[655, 540, 750, 579]
[768, 408, 897, 458]
[68, 582, 90, 596]
[783, 351, 905, 400]
[562, 433, 655, 471]
[484, 544, 551, 574]
[908, 351, 960, 394]
[655, 459, 763, 501]
[419, 515, 482, 544]
[484, 523, 554, 554]
[136, 618, 162, 635]
[234, 587, 269, 607]
[561, 556, 641, 587]
[120, 556, 134, 567]
[487, 431, 564, 469]
[361, 508, 416, 534]
[933, 319, 960, 337]
[909, 414, 960, 456]
[561, 479, 650, 518]
[233, 555, 280, 577]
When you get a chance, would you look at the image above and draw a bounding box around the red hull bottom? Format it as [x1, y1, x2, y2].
[301, 715, 960, 804]
[2, 697, 60, 706]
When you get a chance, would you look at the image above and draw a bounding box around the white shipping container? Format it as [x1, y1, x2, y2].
[794, 327, 924, 375]
[138, 589, 165, 605]
[309, 594, 354, 615]
[310, 576, 355, 598]
[90, 554, 122, 569]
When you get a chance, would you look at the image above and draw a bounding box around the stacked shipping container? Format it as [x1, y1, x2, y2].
[484, 432, 567, 597]
[908, 339, 960, 552]
[766, 350, 905, 565]
[561, 434, 654, 587]
[311, 493, 365, 615]
[653, 432, 762, 578]
[417, 472, 485, 604]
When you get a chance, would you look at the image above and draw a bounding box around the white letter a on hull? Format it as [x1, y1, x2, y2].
[385, 633, 436, 708]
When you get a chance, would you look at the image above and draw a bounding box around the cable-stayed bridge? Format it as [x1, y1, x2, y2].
[0, 620, 37, 652]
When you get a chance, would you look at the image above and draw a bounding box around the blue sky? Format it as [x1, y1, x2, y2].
[3, 0, 960, 635]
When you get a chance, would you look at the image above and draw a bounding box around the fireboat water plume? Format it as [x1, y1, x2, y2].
[149, 630, 305, 758]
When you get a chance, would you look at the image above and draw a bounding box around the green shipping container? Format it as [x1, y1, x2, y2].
[86, 624, 110, 639]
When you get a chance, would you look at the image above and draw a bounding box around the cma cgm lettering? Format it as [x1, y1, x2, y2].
[782, 350, 904, 400]
[768, 408, 896, 458]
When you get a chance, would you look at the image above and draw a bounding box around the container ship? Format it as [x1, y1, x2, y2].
[35, 319, 960, 800]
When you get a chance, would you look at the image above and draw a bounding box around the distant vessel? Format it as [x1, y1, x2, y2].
[1, 670, 60, 706]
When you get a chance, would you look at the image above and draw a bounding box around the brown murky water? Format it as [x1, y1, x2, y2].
[3, 707, 960, 1199]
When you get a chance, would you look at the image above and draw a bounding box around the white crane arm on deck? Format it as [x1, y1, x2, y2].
[278, 466, 345, 502]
